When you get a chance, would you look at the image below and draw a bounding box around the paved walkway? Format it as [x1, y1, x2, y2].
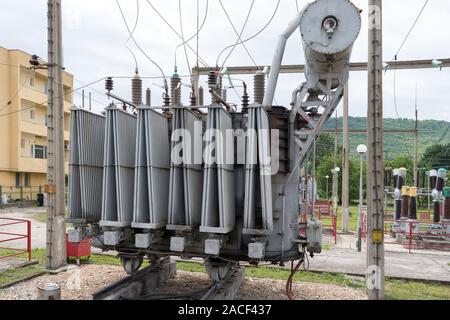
[308, 247, 450, 283]
[0, 208, 47, 249]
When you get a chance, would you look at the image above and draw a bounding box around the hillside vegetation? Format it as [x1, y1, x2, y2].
[323, 117, 450, 160]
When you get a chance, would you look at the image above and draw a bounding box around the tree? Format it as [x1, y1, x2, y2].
[315, 133, 337, 164]
[420, 143, 450, 169]
[388, 155, 414, 185]
[316, 153, 364, 203]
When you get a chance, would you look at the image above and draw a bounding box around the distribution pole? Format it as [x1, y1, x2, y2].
[367, 0, 384, 300]
[342, 84, 350, 233]
[46, 0, 67, 270]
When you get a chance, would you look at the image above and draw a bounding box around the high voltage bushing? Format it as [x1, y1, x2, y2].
[105, 77, 114, 92]
[170, 74, 181, 106]
[253, 71, 265, 104]
[221, 89, 227, 103]
[444, 188, 450, 220]
[208, 71, 221, 103]
[434, 201, 441, 224]
[190, 91, 197, 107]
[401, 186, 410, 219]
[198, 86, 204, 107]
[242, 82, 249, 113]
[145, 88, 151, 107]
[394, 168, 407, 220]
[131, 73, 143, 106]
[408, 187, 417, 220]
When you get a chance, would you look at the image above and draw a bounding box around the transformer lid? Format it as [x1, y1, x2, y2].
[299, 0, 361, 55]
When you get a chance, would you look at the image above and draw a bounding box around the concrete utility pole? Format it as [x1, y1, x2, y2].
[342, 84, 350, 233]
[46, 0, 66, 270]
[366, 0, 384, 300]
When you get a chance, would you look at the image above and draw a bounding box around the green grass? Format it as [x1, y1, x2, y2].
[0, 249, 46, 288]
[1, 249, 449, 300]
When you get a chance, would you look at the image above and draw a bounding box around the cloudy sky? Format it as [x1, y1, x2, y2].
[1, 0, 449, 121]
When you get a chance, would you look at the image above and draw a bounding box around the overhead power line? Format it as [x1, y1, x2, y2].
[217, 0, 281, 68]
[390, 0, 430, 62]
[178, 0, 192, 78]
[175, 0, 209, 69]
[125, 0, 140, 71]
[218, 0, 257, 69]
[0, 77, 106, 118]
[145, 0, 210, 68]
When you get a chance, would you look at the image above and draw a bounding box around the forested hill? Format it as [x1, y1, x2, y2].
[323, 117, 450, 160]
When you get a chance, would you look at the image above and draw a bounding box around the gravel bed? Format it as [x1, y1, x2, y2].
[0, 264, 367, 300]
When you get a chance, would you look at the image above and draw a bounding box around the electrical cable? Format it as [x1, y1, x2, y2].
[216, 0, 280, 68]
[388, 1, 430, 158]
[0, 77, 106, 118]
[178, 0, 192, 80]
[217, 0, 257, 69]
[125, 0, 140, 72]
[389, 0, 430, 63]
[393, 59, 413, 158]
[0, 70, 31, 113]
[145, 0, 210, 68]
[116, 0, 167, 90]
[286, 254, 305, 300]
[174, 0, 209, 70]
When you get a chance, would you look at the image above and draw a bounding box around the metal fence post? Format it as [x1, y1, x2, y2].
[20, 186, 23, 203]
[27, 220, 32, 261]
[409, 222, 413, 254]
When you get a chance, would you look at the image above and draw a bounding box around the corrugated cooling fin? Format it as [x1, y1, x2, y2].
[132, 107, 170, 229]
[200, 104, 236, 234]
[68, 107, 105, 224]
[167, 108, 203, 231]
[243, 105, 273, 235]
[101, 107, 137, 228]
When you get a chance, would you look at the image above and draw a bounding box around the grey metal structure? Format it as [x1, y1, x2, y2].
[68, 107, 105, 224]
[200, 104, 235, 235]
[167, 107, 203, 232]
[243, 105, 273, 235]
[132, 106, 170, 230]
[68, 0, 361, 280]
[100, 106, 137, 228]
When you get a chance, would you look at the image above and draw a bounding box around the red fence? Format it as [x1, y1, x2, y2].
[361, 209, 450, 253]
[0, 218, 31, 261]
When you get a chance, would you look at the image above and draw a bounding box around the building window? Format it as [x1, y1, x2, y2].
[33, 145, 47, 159]
[24, 173, 30, 187]
[15, 173, 21, 187]
[30, 109, 35, 120]
[21, 139, 25, 149]
[29, 76, 34, 87]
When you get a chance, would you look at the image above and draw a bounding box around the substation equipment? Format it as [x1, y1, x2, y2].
[67, 0, 362, 280]
[389, 167, 449, 248]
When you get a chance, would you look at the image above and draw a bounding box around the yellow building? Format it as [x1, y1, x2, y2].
[0, 47, 73, 201]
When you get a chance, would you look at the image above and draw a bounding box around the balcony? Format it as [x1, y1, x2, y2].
[20, 87, 73, 112]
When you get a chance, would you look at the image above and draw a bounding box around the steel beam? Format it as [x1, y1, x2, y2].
[193, 58, 450, 75]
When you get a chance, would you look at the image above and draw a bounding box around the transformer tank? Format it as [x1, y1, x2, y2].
[67, 0, 361, 280]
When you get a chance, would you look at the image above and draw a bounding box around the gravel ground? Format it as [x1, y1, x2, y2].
[0, 264, 367, 300]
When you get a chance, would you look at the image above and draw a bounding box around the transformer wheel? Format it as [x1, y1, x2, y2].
[120, 255, 143, 275]
[205, 260, 237, 282]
